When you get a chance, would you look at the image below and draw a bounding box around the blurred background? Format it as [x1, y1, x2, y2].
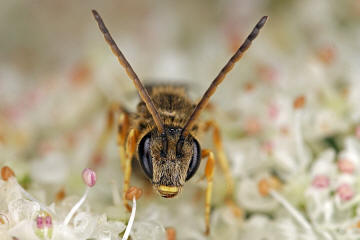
[1, 0, 360, 239]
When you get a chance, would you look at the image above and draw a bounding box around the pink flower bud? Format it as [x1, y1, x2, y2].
[312, 175, 330, 189]
[337, 159, 355, 174]
[82, 168, 96, 187]
[336, 184, 354, 201]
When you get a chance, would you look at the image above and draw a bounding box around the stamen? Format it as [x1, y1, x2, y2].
[166, 227, 176, 240]
[82, 168, 96, 187]
[259, 177, 312, 231]
[1, 166, 15, 181]
[122, 197, 136, 240]
[258, 176, 281, 196]
[122, 186, 142, 240]
[125, 186, 143, 201]
[269, 190, 313, 232]
[63, 187, 90, 226]
[63, 168, 96, 226]
[55, 187, 66, 202]
[293, 95, 306, 109]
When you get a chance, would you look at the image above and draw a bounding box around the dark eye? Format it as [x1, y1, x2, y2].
[186, 138, 201, 181]
[138, 133, 153, 179]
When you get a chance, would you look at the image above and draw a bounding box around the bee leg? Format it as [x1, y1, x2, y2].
[203, 121, 243, 220]
[202, 120, 234, 199]
[202, 149, 215, 235]
[123, 128, 139, 211]
[92, 103, 128, 167]
[117, 111, 130, 172]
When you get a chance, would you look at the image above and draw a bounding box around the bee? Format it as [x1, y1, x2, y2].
[91, 9, 267, 235]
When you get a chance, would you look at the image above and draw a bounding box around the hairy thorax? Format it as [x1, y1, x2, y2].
[134, 85, 198, 135]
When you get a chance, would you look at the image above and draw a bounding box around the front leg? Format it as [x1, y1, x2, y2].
[123, 128, 139, 211]
[118, 112, 130, 172]
[202, 120, 243, 233]
[202, 149, 215, 235]
[92, 103, 128, 168]
[202, 120, 234, 199]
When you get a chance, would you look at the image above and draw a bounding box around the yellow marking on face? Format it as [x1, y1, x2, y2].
[158, 185, 179, 193]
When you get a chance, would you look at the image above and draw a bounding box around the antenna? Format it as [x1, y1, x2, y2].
[182, 16, 268, 136]
[92, 10, 165, 133]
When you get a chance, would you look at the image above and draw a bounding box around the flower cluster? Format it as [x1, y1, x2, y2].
[0, 166, 147, 240]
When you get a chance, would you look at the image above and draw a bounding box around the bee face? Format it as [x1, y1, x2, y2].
[138, 127, 201, 198]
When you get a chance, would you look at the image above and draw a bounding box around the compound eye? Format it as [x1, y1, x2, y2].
[138, 133, 153, 179]
[186, 138, 201, 181]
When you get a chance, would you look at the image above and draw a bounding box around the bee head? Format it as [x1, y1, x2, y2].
[137, 127, 201, 198]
